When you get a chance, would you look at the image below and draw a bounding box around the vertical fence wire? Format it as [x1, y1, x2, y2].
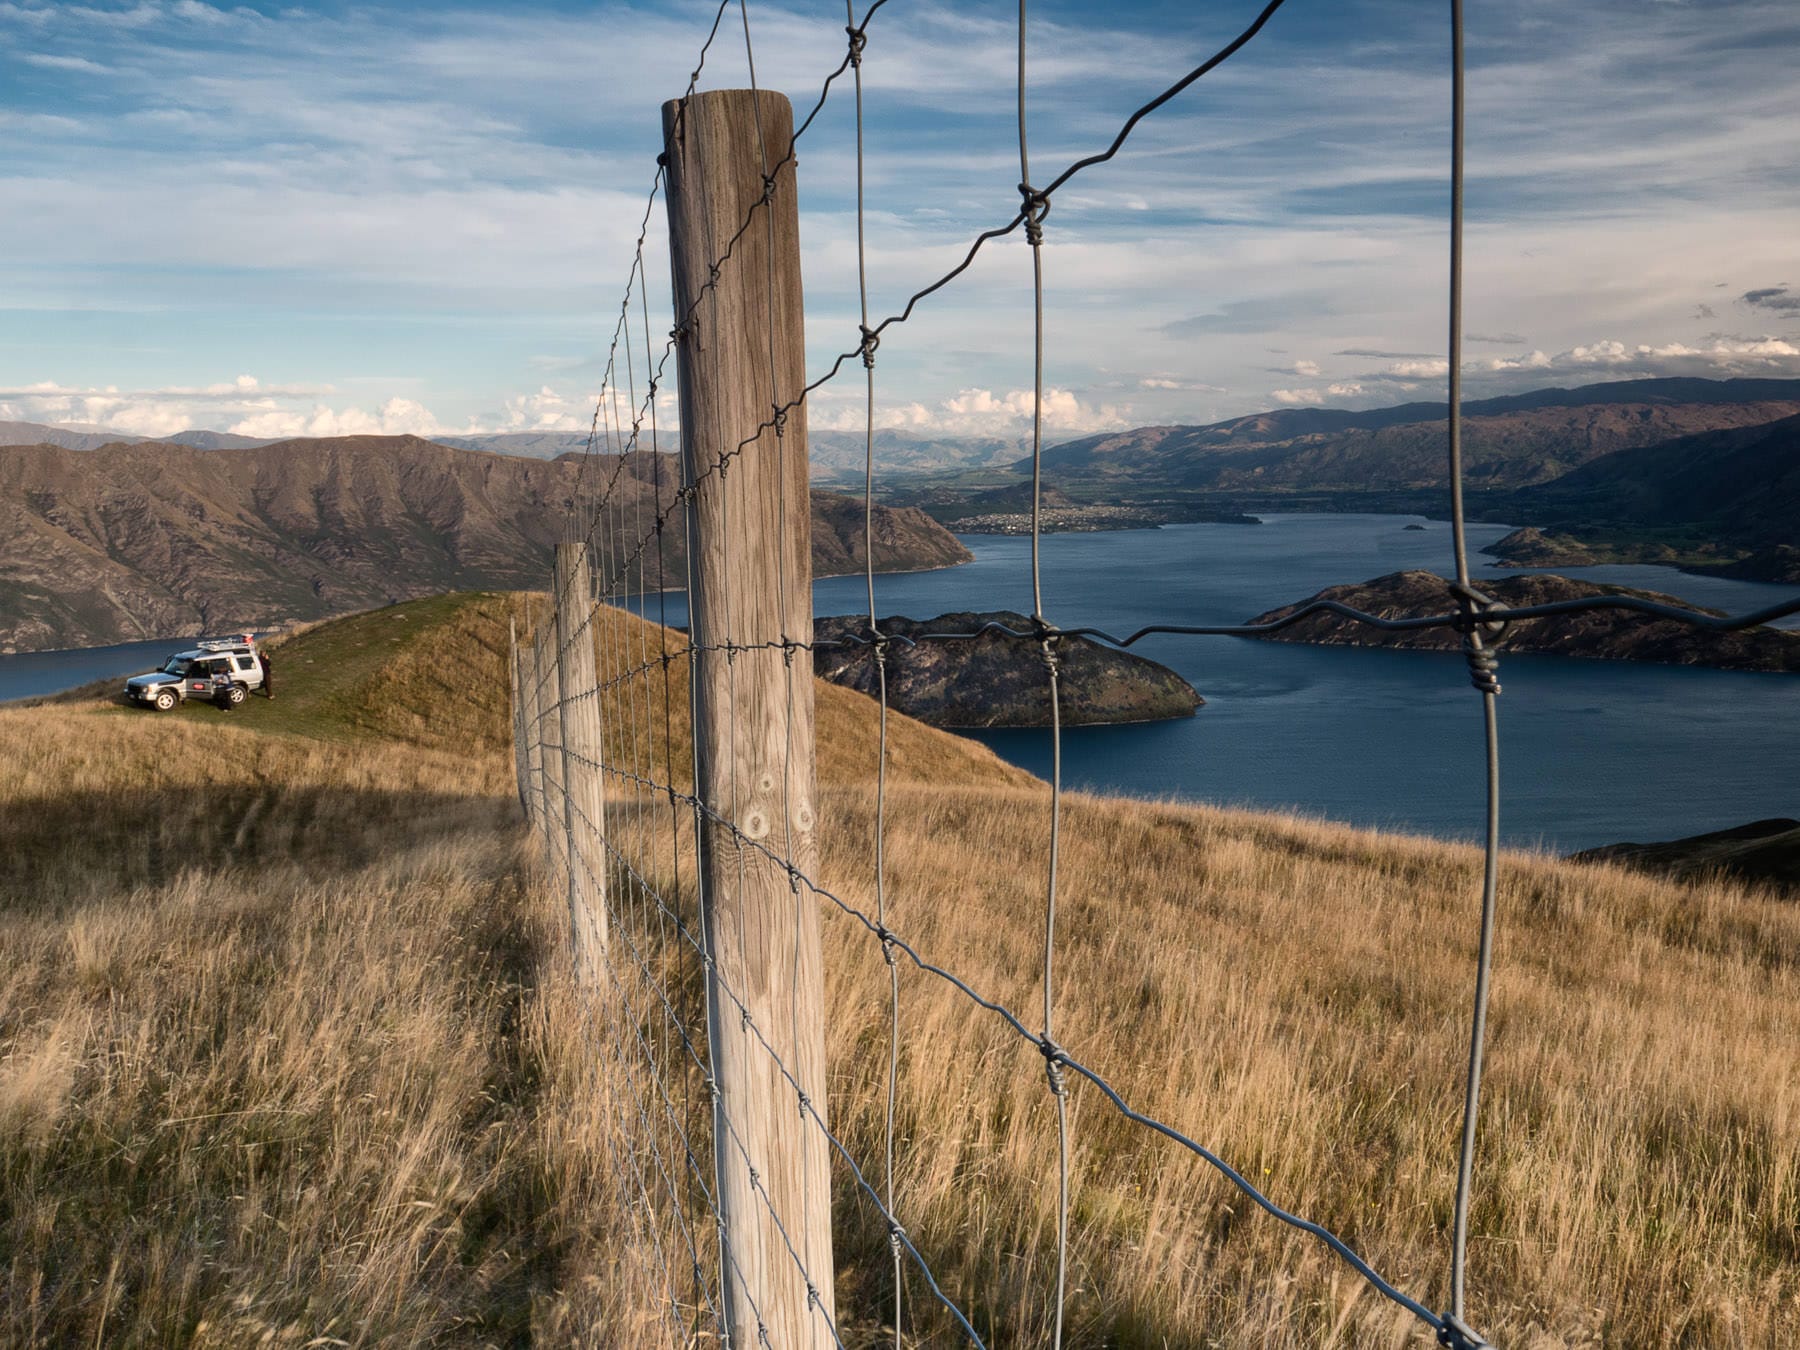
[1017, 2, 1074, 1344]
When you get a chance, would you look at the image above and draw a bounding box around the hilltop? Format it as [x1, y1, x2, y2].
[0, 436, 968, 653]
[2, 589, 1795, 1345]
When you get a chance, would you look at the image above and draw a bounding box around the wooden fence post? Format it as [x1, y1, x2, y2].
[522, 620, 547, 834]
[510, 616, 530, 819]
[535, 620, 565, 867]
[553, 542, 610, 977]
[663, 88, 834, 1348]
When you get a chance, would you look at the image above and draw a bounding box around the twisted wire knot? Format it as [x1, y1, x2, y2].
[1018, 181, 1050, 246]
[886, 1220, 907, 1257]
[796, 1089, 810, 1118]
[846, 24, 867, 67]
[1038, 1035, 1068, 1097]
[859, 324, 880, 368]
[772, 405, 788, 438]
[1449, 581, 1505, 695]
[1033, 618, 1064, 678]
[761, 172, 778, 203]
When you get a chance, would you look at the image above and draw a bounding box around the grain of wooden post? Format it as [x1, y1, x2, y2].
[522, 620, 547, 835]
[553, 541, 610, 976]
[535, 621, 565, 868]
[509, 616, 530, 819]
[663, 87, 835, 1349]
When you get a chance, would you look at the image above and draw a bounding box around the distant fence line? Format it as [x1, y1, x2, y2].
[507, 2, 1800, 1347]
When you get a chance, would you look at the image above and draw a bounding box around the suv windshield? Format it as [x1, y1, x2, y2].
[160, 657, 195, 676]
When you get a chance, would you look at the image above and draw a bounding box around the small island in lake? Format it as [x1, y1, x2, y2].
[1243, 570, 1800, 673]
[813, 610, 1202, 727]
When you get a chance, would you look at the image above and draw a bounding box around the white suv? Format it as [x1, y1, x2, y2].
[125, 637, 264, 710]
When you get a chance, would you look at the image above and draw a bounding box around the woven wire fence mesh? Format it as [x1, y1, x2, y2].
[507, 2, 1799, 1346]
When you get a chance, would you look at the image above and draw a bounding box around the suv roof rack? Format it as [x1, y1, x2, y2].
[195, 634, 256, 652]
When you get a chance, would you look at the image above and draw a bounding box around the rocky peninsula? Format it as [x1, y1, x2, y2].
[813, 610, 1202, 727]
[1572, 818, 1800, 893]
[1243, 570, 1800, 672]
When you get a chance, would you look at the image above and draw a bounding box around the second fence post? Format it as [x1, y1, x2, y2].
[535, 620, 565, 868]
[553, 541, 609, 980]
[663, 88, 835, 1348]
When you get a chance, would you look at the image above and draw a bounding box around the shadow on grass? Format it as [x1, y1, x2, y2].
[0, 782, 521, 907]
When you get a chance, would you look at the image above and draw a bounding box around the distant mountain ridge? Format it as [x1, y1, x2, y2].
[1026, 378, 1800, 492]
[0, 436, 969, 652]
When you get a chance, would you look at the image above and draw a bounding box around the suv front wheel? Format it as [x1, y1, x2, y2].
[154, 689, 178, 711]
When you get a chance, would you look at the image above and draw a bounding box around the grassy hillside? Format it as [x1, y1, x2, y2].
[2, 594, 1795, 1346]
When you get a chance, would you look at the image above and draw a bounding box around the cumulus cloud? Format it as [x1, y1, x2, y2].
[1479, 337, 1800, 382]
[1271, 388, 1324, 405]
[1327, 382, 1364, 397]
[0, 375, 334, 437]
[1385, 358, 1451, 379]
[940, 386, 1127, 431]
[0, 375, 466, 441]
[229, 398, 442, 439]
[501, 385, 587, 432]
[1292, 359, 1321, 378]
[812, 386, 1128, 435]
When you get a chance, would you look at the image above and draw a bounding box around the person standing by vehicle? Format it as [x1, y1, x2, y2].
[208, 660, 237, 712]
[259, 648, 275, 699]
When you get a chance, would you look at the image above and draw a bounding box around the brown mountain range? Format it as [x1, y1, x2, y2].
[1033, 379, 1800, 492]
[0, 436, 970, 653]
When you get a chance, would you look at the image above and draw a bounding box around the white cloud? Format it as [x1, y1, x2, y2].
[229, 398, 442, 439]
[1327, 382, 1364, 397]
[940, 386, 1127, 432]
[501, 385, 584, 431]
[1385, 359, 1450, 379]
[1271, 388, 1324, 405]
[1476, 336, 1800, 384]
[1292, 359, 1321, 377]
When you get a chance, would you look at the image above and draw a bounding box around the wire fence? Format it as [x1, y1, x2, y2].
[508, 2, 1800, 1346]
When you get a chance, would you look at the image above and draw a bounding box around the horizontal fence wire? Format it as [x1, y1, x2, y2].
[503, 2, 1800, 1348]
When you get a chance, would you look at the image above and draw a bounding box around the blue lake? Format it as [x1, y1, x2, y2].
[642, 513, 1800, 853]
[4, 513, 1794, 853]
[0, 636, 194, 705]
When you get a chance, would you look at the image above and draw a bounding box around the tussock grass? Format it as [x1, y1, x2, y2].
[2, 596, 1794, 1346]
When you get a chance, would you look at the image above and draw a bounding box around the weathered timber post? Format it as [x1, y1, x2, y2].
[509, 616, 530, 819]
[536, 620, 566, 867]
[663, 88, 834, 1348]
[553, 542, 610, 977]
[522, 620, 547, 834]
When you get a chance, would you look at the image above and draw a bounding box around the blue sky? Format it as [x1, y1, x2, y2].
[2, 0, 1797, 441]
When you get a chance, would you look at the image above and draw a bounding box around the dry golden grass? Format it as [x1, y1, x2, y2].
[2, 595, 1794, 1347]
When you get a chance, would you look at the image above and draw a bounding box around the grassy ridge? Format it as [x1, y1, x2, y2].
[1, 595, 1795, 1346]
